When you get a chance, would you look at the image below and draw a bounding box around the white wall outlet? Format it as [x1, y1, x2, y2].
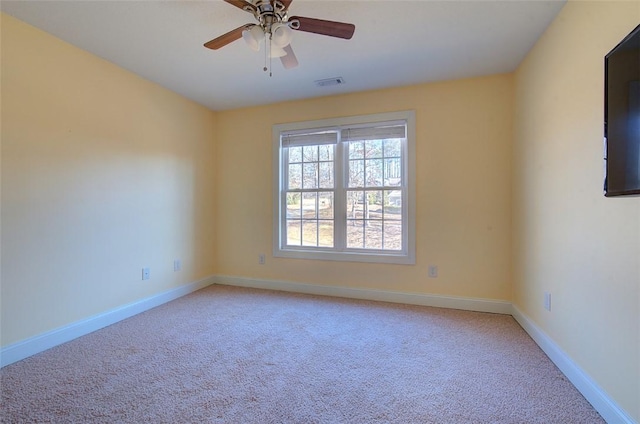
[544, 291, 551, 311]
[173, 259, 181, 272]
[142, 267, 150, 280]
[428, 265, 438, 278]
[259, 254, 266, 265]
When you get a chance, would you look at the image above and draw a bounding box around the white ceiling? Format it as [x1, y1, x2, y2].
[1, 0, 566, 111]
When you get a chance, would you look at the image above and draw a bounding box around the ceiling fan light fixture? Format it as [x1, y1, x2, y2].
[271, 23, 293, 48]
[242, 25, 264, 51]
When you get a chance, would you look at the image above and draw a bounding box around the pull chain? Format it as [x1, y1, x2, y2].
[263, 35, 268, 73]
[262, 35, 273, 77]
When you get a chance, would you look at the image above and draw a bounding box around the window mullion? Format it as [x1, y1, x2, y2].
[334, 132, 346, 251]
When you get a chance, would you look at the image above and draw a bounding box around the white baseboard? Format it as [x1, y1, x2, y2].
[0, 276, 215, 368]
[511, 305, 635, 424]
[213, 275, 513, 315]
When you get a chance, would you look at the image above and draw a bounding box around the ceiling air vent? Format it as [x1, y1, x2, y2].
[314, 77, 345, 87]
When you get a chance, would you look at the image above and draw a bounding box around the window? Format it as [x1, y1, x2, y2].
[273, 111, 415, 264]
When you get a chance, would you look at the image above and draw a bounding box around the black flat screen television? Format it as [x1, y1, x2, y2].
[604, 24, 640, 197]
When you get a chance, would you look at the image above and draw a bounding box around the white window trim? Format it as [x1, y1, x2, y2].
[272, 110, 416, 265]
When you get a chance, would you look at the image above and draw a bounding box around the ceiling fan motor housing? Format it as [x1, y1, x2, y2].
[250, 0, 291, 34]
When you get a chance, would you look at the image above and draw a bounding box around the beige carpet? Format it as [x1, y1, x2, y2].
[1, 284, 604, 423]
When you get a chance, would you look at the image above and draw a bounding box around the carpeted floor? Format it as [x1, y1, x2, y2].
[1, 284, 604, 423]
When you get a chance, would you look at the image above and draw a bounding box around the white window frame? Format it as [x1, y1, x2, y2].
[273, 110, 416, 264]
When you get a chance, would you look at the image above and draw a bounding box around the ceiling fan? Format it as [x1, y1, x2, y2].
[203, 0, 355, 71]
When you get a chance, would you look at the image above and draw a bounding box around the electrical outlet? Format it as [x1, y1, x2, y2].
[142, 267, 150, 280]
[428, 265, 438, 278]
[174, 259, 181, 272]
[259, 254, 266, 265]
[544, 292, 551, 311]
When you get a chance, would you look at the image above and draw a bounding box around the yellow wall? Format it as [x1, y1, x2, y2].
[216, 75, 513, 301]
[513, 1, 639, 420]
[1, 14, 217, 346]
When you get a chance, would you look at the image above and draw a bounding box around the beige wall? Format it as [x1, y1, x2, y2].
[1, 14, 217, 346]
[216, 75, 513, 301]
[513, 1, 639, 420]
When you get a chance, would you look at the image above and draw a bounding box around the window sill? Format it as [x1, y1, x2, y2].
[273, 248, 415, 265]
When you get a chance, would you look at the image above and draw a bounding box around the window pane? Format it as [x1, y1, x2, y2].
[286, 220, 301, 246]
[384, 158, 401, 186]
[347, 220, 364, 248]
[384, 190, 402, 220]
[303, 145, 318, 162]
[347, 191, 364, 219]
[319, 162, 334, 189]
[319, 144, 333, 161]
[302, 192, 317, 219]
[349, 160, 364, 188]
[365, 222, 383, 249]
[319, 192, 334, 219]
[303, 163, 318, 189]
[365, 159, 383, 187]
[383, 221, 402, 250]
[349, 141, 364, 159]
[288, 164, 302, 190]
[366, 190, 383, 220]
[289, 146, 302, 163]
[319, 220, 334, 247]
[384, 139, 401, 157]
[302, 220, 318, 246]
[286, 192, 301, 218]
[365, 140, 383, 158]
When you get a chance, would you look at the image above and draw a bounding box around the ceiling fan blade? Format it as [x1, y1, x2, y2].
[279, 0, 293, 10]
[224, 0, 257, 13]
[204, 24, 251, 50]
[289, 16, 355, 40]
[280, 44, 298, 69]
